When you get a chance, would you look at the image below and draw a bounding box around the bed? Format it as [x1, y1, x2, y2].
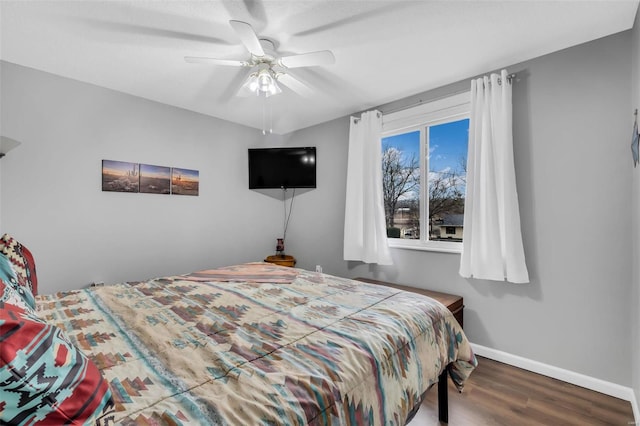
[1, 245, 476, 425]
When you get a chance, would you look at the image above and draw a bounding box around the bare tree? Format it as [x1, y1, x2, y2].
[428, 170, 464, 219]
[382, 145, 467, 239]
[382, 145, 419, 228]
[428, 157, 466, 237]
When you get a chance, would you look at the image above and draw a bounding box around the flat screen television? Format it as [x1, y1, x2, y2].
[248, 147, 316, 189]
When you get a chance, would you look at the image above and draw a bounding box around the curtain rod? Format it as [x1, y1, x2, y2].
[351, 110, 381, 123]
[380, 72, 517, 116]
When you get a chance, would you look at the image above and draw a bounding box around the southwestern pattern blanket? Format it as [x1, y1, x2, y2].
[35, 264, 476, 425]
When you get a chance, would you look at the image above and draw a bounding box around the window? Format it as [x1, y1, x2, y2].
[381, 92, 470, 252]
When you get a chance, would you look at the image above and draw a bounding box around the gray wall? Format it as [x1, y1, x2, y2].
[632, 5, 640, 413]
[0, 61, 292, 291]
[0, 61, 350, 290]
[0, 29, 635, 388]
[288, 32, 633, 387]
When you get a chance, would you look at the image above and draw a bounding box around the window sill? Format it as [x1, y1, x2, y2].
[388, 239, 462, 254]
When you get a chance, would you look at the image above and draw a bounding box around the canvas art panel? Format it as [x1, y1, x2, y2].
[101, 160, 139, 193]
[139, 164, 171, 194]
[171, 168, 199, 196]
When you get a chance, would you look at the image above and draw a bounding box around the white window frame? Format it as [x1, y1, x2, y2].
[382, 91, 470, 254]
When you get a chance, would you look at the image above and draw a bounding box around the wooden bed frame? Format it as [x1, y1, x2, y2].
[405, 369, 449, 424]
[438, 369, 449, 422]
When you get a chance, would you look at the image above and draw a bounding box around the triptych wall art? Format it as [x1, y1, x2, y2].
[101, 160, 199, 196]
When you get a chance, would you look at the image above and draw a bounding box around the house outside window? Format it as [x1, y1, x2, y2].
[381, 92, 470, 253]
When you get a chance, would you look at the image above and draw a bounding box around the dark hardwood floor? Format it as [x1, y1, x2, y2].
[411, 356, 635, 425]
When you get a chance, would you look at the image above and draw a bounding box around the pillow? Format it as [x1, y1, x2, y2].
[0, 233, 38, 296]
[0, 300, 115, 424]
[0, 251, 35, 312]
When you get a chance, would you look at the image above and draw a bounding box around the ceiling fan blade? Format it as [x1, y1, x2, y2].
[184, 56, 248, 67]
[229, 20, 265, 57]
[278, 51, 335, 69]
[241, 0, 268, 25]
[277, 74, 315, 98]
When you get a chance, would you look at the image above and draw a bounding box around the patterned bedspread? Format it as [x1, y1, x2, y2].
[35, 264, 476, 425]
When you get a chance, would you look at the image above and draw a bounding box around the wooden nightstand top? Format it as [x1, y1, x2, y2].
[264, 255, 297, 267]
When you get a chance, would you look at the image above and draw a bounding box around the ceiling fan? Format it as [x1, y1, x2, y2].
[184, 20, 335, 98]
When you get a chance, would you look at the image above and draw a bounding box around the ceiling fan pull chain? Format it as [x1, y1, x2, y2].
[260, 95, 273, 135]
[269, 97, 273, 134]
[262, 97, 266, 135]
[262, 95, 267, 135]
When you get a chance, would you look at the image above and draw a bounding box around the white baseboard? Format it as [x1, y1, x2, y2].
[471, 343, 636, 407]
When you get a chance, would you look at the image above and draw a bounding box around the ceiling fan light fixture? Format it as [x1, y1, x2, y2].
[242, 73, 260, 93]
[242, 67, 281, 97]
[257, 69, 273, 91]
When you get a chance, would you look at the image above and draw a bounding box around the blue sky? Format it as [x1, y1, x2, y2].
[173, 168, 199, 180]
[140, 164, 170, 179]
[382, 118, 469, 174]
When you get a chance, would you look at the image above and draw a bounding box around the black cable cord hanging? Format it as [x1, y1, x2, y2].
[632, 109, 639, 168]
[283, 187, 296, 243]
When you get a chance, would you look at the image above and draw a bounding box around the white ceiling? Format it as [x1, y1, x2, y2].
[1, 1, 638, 135]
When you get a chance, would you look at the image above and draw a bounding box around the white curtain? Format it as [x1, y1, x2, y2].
[343, 110, 393, 265]
[459, 70, 529, 283]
